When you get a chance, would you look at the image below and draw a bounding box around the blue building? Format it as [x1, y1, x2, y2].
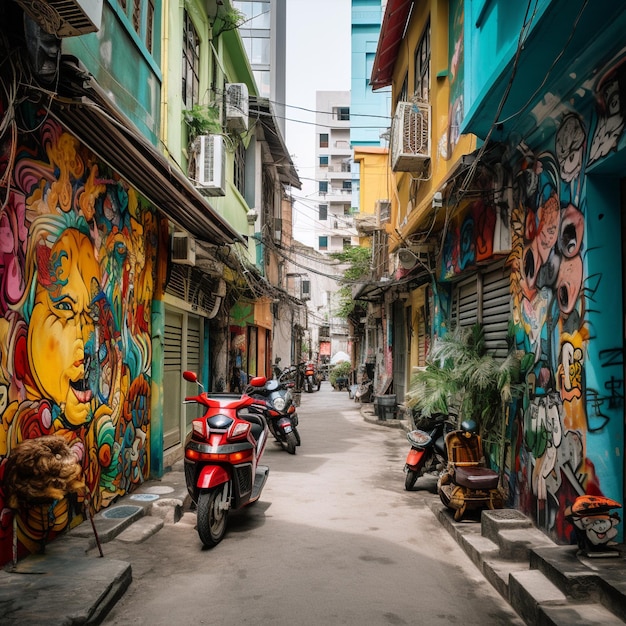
[460, 0, 626, 542]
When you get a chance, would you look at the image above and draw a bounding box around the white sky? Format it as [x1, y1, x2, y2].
[285, 0, 352, 245]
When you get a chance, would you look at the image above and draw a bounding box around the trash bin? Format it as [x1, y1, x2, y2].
[376, 395, 396, 420]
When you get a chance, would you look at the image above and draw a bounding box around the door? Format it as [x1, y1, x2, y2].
[163, 309, 183, 449]
[392, 300, 407, 402]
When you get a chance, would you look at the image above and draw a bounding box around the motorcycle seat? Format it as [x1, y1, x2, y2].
[454, 466, 499, 490]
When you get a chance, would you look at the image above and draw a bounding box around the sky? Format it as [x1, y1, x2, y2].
[284, 0, 352, 245]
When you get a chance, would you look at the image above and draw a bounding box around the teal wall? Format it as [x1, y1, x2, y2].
[63, 0, 162, 145]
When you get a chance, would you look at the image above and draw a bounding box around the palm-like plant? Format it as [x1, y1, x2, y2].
[406, 323, 522, 434]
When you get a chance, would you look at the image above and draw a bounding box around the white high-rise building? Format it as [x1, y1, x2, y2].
[312, 90, 358, 254]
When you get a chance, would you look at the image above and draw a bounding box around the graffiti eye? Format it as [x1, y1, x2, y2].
[524, 247, 536, 278]
[561, 224, 577, 254]
[55, 301, 73, 312]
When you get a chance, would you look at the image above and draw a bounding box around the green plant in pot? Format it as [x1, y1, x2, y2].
[406, 323, 523, 436]
[329, 361, 351, 388]
[183, 104, 221, 144]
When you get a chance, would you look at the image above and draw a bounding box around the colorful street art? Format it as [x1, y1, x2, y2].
[0, 106, 157, 564]
[436, 54, 625, 544]
[503, 57, 625, 542]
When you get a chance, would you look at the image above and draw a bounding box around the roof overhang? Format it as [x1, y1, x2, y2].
[370, 0, 414, 91]
[250, 96, 301, 189]
[353, 265, 431, 302]
[49, 56, 244, 245]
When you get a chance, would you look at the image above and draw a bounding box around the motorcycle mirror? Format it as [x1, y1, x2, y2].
[250, 375, 267, 387]
[183, 370, 198, 383]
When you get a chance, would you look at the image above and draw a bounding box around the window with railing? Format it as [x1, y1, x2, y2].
[319, 204, 328, 220]
[182, 11, 200, 108]
[414, 20, 431, 102]
[319, 181, 328, 194]
[234, 141, 246, 196]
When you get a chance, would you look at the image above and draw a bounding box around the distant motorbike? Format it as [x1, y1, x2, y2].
[304, 361, 322, 393]
[246, 374, 301, 454]
[183, 371, 269, 548]
[404, 413, 456, 491]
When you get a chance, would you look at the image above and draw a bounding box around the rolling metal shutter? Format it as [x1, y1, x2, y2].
[482, 262, 511, 360]
[450, 260, 511, 361]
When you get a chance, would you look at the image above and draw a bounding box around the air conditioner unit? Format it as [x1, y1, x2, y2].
[397, 244, 434, 270]
[172, 233, 196, 266]
[391, 102, 431, 173]
[193, 135, 225, 196]
[375, 200, 391, 226]
[15, 0, 103, 37]
[225, 83, 249, 132]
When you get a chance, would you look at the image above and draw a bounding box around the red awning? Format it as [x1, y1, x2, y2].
[370, 0, 414, 91]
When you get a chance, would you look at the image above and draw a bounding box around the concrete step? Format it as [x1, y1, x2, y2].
[509, 568, 626, 626]
[531, 545, 626, 622]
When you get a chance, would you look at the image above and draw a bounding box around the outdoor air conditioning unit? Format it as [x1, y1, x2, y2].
[397, 244, 434, 270]
[193, 135, 225, 196]
[391, 102, 431, 173]
[15, 0, 103, 37]
[225, 83, 249, 132]
[172, 233, 196, 266]
[375, 200, 391, 226]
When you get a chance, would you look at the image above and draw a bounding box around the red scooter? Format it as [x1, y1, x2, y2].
[183, 371, 269, 548]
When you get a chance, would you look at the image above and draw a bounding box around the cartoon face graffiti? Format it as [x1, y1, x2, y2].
[571, 513, 620, 546]
[27, 228, 103, 427]
[555, 114, 585, 183]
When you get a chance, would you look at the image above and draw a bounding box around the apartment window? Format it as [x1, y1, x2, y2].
[319, 133, 329, 148]
[319, 181, 328, 194]
[342, 181, 352, 191]
[132, 0, 141, 33]
[319, 204, 328, 220]
[182, 12, 200, 108]
[334, 107, 350, 121]
[234, 141, 246, 196]
[146, 0, 155, 53]
[319, 236, 328, 251]
[399, 72, 408, 103]
[414, 20, 431, 102]
[319, 156, 329, 167]
[342, 238, 351, 249]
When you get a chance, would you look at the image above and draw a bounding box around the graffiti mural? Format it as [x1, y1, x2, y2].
[502, 54, 626, 543]
[0, 106, 157, 563]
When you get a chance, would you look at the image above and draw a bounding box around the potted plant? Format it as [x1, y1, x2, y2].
[406, 323, 523, 436]
[329, 361, 351, 390]
[182, 104, 221, 144]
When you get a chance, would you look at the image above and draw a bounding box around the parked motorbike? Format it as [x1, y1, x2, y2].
[245, 374, 301, 454]
[303, 361, 322, 393]
[183, 370, 269, 548]
[437, 420, 503, 521]
[404, 413, 456, 491]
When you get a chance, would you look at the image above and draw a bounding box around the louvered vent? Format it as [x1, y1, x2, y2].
[15, 0, 102, 37]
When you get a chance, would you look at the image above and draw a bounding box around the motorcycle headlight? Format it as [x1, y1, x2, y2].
[273, 396, 286, 411]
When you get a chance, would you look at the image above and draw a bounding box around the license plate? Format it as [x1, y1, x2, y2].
[283, 425, 293, 433]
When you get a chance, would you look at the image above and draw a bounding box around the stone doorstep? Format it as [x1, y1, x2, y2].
[116, 516, 164, 543]
[539, 603, 626, 626]
[481, 508, 533, 543]
[531, 545, 626, 622]
[509, 569, 568, 626]
[496, 527, 557, 561]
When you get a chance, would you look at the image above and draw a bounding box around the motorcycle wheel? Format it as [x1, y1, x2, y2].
[197, 486, 228, 548]
[284, 431, 297, 454]
[293, 426, 301, 446]
[305, 379, 314, 393]
[404, 468, 419, 491]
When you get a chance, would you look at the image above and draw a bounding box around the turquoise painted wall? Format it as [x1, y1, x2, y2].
[63, 0, 162, 145]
